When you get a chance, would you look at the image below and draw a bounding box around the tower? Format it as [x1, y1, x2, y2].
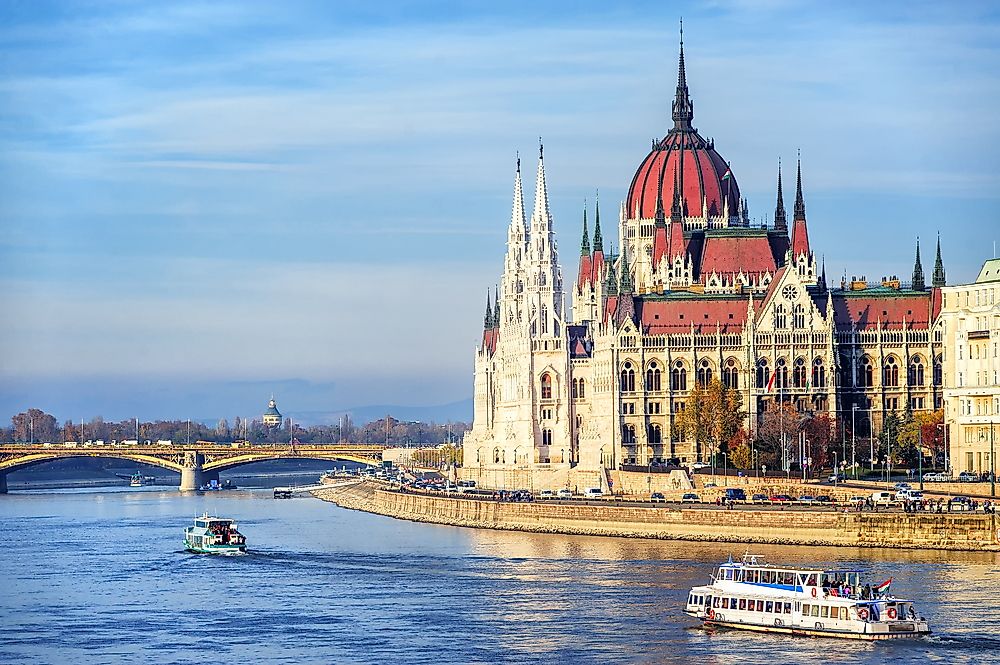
[911, 238, 925, 291]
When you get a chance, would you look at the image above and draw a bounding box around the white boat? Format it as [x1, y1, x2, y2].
[183, 513, 247, 554]
[685, 554, 931, 640]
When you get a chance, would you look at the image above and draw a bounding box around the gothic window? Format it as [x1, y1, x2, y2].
[697, 359, 713, 387]
[648, 424, 662, 445]
[541, 305, 549, 334]
[645, 362, 662, 391]
[774, 304, 787, 329]
[620, 362, 636, 392]
[908, 356, 925, 386]
[883, 356, 899, 387]
[571, 379, 578, 399]
[776, 358, 789, 390]
[723, 358, 739, 389]
[622, 425, 636, 444]
[540, 373, 552, 399]
[578, 379, 585, 399]
[670, 361, 688, 391]
[812, 358, 826, 388]
[934, 355, 943, 385]
[793, 304, 805, 329]
[493, 447, 501, 464]
[793, 357, 807, 388]
[858, 356, 873, 387]
[542, 429, 552, 446]
[756, 358, 771, 389]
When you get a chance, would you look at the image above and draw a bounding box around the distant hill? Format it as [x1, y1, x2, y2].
[287, 398, 472, 428]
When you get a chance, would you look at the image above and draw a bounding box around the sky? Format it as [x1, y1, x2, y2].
[1, 0, 999, 424]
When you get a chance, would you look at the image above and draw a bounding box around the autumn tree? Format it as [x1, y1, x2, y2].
[674, 379, 746, 464]
[12, 409, 58, 443]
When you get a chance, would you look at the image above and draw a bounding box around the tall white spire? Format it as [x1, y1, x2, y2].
[531, 141, 552, 231]
[510, 154, 527, 240]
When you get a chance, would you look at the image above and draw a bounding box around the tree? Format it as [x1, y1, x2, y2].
[898, 409, 944, 465]
[216, 418, 229, 439]
[729, 441, 753, 470]
[63, 420, 77, 442]
[11, 409, 58, 443]
[754, 401, 803, 470]
[674, 379, 745, 464]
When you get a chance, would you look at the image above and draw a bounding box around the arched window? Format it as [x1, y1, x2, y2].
[858, 356, 873, 387]
[493, 447, 501, 464]
[774, 304, 787, 329]
[812, 358, 826, 389]
[671, 361, 687, 391]
[697, 359, 712, 387]
[645, 362, 662, 391]
[540, 373, 552, 399]
[908, 356, 925, 386]
[542, 429, 552, 446]
[883, 356, 899, 387]
[620, 362, 636, 392]
[793, 357, 807, 388]
[756, 359, 770, 389]
[648, 424, 662, 445]
[540, 305, 548, 334]
[578, 378, 585, 399]
[571, 379, 578, 399]
[622, 425, 636, 444]
[793, 304, 805, 329]
[933, 355, 942, 385]
[775, 358, 789, 390]
[723, 358, 739, 389]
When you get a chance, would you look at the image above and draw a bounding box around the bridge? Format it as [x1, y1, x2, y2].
[0, 443, 387, 492]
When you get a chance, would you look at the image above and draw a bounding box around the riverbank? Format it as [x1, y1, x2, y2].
[313, 481, 1000, 552]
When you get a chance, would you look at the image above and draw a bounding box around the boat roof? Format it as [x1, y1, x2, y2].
[718, 555, 861, 574]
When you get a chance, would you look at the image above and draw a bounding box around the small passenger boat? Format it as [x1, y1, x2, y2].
[183, 513, 247, 554]
[685, 554, 930, 640]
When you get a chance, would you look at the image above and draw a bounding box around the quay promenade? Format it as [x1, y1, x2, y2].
[313, 481, 1000, 552]
[0, 443, 386, 492]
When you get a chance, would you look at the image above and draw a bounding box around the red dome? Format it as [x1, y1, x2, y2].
[626, 131, 740, 220]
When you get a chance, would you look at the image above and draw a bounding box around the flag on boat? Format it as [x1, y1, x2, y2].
[873, 578, 892, 593]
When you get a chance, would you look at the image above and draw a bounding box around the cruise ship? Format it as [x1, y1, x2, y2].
[685, 555, 930, 640]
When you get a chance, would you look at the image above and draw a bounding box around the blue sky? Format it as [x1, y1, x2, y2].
[1, 1, 999, 423]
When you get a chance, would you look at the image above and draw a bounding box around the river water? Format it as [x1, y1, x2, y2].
[1, 481, 998, 665]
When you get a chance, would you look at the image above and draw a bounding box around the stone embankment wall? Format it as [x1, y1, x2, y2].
[313, 482, 1000, 552]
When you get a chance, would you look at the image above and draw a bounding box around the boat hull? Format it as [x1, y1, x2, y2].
[184, 540, 246, 555]
[693, 615, 930, 640]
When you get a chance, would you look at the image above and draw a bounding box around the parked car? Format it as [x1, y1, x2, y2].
[828, 473, 846, 483]
[650, 492, 666, 503]
[894, 482, 912, 491]
[958, 471, 979, 482]
[703, 482, 718, 489]
[689, 462, 710, 470]
[797, 495, 817, 505]
[949, 496, 973, 510]
[815, 495, 834, 504]
[751, 493, 769, 504]
[556, 489, 573, 499]
[539, 490, 555, 499]
[923, 472, 953, 483]
[848, 495, 868, 505]
[769, 494, 794, 503]
[681, 493, 701, 503]
[871, 491, 895, 506]
[583, 487, 604, 498]
[724, 488, 747, 502]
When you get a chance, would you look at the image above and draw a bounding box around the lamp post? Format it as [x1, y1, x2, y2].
[851, 405, 859, 480]
[991, 422, 995, 498]
[833, 451, 838, 487]
[918, 424, 924, 491]
[937, 422, 948, 475]
[723, 452, 728, 487]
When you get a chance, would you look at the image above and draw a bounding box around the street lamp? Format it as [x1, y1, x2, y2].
[851, 405, 859, 480]
[722, 453, 728, 487]
[833, 451, 838, 487]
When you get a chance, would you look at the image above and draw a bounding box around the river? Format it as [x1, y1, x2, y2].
[1, 480, 997, 664]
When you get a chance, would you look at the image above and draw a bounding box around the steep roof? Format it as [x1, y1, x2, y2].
[831, 288, 935, 330]
[636, 293, 748, 334]
[698, 229, 780, 277]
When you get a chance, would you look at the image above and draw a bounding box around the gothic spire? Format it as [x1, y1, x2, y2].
[655, 161, 667, 227]
[793, 155, 806, 221]
[493, 285, 500, 326]
[671, 19, 694, 132]
[932, 233, 946, 287]
[484, 291, 492, 329]
[911, 237, 926, 291]
[819, 255, 828, 292]
[531, 140, 551, 227]
[670, 167, 683, 223]
[510, 153, 527, 237]
[619, 243, 634, 294]
[580, 202, 591, 256]
[605, 247, 619, 296]
[774, 159, 787, 233]
[593, 193, 603, 252]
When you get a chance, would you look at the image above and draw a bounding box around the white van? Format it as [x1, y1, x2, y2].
[871, 491, 895, 506]
[456, 480, 477, 493]
[583, 487, 604, 498]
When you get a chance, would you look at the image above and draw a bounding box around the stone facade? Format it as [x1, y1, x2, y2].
[941, 258, 1000, 475]
[463, 38, 944, 479]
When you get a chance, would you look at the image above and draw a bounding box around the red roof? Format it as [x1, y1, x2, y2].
[668, 220, 685, 260]
[652, 224, 668, 269]
[636, 297, 748, 333]
[481, 328, 498, 355]
[831, 292, 934, 330]
[577, 254, 592, 289]
[626, 132, 740, 219]
[591, 249, 605, 287]
[699, 234, 777, 278]
[791, 218, 810, 257]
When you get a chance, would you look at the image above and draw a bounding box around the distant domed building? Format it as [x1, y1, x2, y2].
[262, 397, 282, 428]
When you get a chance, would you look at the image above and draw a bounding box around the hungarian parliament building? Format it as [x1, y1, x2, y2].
[462, 37, 946, 473]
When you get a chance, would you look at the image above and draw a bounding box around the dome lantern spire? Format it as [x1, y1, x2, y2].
[671, 19, 695, 132]
[793, 154, 806, 221]
[774, 158, 787, 233]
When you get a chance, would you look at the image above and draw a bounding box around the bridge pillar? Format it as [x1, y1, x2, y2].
[0, 472, 6, 494]
[179, 451, 204, 491]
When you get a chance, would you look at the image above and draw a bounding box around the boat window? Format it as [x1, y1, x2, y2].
[840, 607, 848, 620]
[704, 596, 712, 607]
[784, 603, 792, 613]
[821, 606, 830, 618]
[782, 572, 794, 585]
[688, 594, 693, 605]
[713, 597, 720, 608]
[724, 569, 734, 581]
[803, 603, 810, 615]
[775, 602, 782, 614]
[811, 605, 820, 617]
[765, 601, 773, 613]
[738, 599, 746, 610]
[766, 571, 776, 584]
[806, 573, 818, 586]
[735, 570, 744, 582]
